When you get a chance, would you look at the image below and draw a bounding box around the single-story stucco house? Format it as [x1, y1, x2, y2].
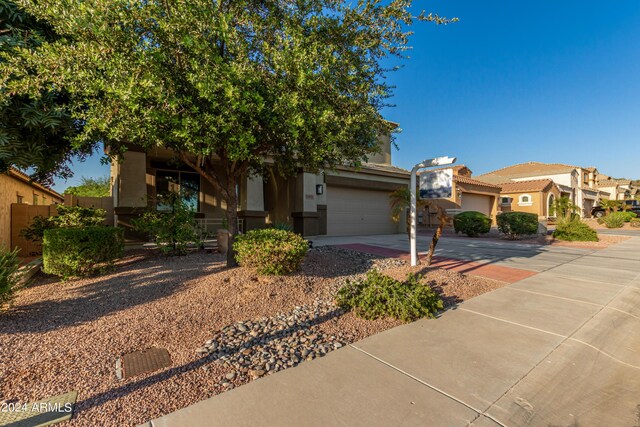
[109, 132, 410, 238]
[0, 167, 64, 251]
[497, 179, 561, 219]
[419, 165, 502, 225]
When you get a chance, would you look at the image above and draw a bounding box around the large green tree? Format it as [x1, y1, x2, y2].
[5, 0, 454, 265]
[0, 0, 95, 184]
[63, 176, 110, 197]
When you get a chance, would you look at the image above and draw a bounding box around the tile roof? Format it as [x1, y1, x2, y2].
[498, 178, 556, 193]
[476, 162, 581, 184]
[6, 167, 64, 199]
[454, 175, 501, 190]
[597, 179, 619, 187]
[362, 163, 410, 175]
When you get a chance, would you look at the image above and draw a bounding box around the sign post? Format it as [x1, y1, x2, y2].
[410, 156, 456, 266]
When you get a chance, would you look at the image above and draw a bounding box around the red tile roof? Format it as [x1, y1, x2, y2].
[498, 179, 556, 193]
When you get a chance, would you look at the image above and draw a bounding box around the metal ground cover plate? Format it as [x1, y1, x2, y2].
[117, 347, 171, 380]
[0, 391, 77, 427]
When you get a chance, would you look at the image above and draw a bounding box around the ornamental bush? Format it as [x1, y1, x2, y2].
[552, 218, 598, 242]
[233, 229, 308, 275]
[0, 247, 20, 306]
[619, 211, 637, 222]
[336, 270, 443, 322]
[453, 211, 491, 237]
[21, 205, 106, 242]
[43, 227, 124, 278]
[132, 192, 202, 255]
[497, 211, 538, 239]
[601, 212, 626, 229]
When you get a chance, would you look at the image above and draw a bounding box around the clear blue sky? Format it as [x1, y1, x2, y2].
[53, 0, 640, 192]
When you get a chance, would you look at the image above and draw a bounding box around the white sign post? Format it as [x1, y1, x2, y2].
[410, 156, 456, 266]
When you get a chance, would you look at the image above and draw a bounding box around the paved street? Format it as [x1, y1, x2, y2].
[147, 237, 640, 427]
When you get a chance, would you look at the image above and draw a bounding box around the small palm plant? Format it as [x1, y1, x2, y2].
[550, 196, 579, 219]
[599, 199, 621, 214]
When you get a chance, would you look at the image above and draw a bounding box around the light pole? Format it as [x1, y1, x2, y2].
[410, 156, 456, 266]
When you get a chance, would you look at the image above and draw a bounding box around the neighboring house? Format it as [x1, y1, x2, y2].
[110, 131, 410, 238]
[0, 167, 64, 250]
[497, 179, 561, 219]
[418, 165, 501, 225]
[476, 162, 608, 218]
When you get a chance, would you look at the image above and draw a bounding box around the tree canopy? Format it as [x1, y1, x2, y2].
[3, 0, 455, 264]
[0, 0, 95, 185]
[63, 176, 110, 197]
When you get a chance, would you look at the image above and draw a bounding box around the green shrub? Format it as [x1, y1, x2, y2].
[497, 211, 538, 239]
[601, 212, 626, 229]
[271, 222, 294, 232]
[234, 228, 308, 275]
[43, 227, 124, 278]
[619, 211, 637, 222]
[336, 270, 443, 322]
[453, 211, 491, 237]
[552, 218, 598, 242]
[0, 247, 20, 306]
[132, 192, 202, 255]
[21, 205, 106, 242]
[630, 218, 640, 228]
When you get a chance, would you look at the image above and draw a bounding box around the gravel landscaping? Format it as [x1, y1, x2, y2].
[0, 246, 506, 426]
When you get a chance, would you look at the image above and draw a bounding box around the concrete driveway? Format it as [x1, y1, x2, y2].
[147, 237, 640, 427]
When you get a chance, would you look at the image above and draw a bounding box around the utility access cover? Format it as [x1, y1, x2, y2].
[116, 347, 171, 380]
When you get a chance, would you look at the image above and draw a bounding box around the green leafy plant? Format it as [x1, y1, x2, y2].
[271, 222, 293, 232]
[552, 217, 598, 242]
[21, 205, 106, 242]
[63, 176, 110, 197]
[336, 270, 443, 322]
[453, 211, 491, 237]
[132, 192, 202, 255]
[0, 246, 20, 306]
[601, 212, 626, 229]
[233, 229, 308, 275]
[618, 211, 637, 222]
[497, 211, 538, 239]
[42, 227, 124, 278]
[549, 196, 579, 218]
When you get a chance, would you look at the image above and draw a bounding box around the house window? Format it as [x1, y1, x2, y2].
[156, 170, 200, 212]
[33, 194, 39, 205]
[17, 195, 24, 204]
[501, 197, 511, 205]
[518, 194, 533, 206]
[42, 196, 47, 205]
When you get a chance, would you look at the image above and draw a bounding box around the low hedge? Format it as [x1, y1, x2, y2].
[233, 228, 308, 275]
[497, 211, 538, 239]
[43, 227, 124, 278]
[553, 219, 598, 242]
[453, 211, 491, 237]
[336, 270, 443, 322]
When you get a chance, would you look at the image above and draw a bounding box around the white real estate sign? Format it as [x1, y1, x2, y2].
[419, 169, 453, 199]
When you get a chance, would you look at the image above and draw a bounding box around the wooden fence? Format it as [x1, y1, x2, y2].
[10, 196, 113, 255]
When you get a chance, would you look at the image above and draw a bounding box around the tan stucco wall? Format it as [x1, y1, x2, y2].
[366, 134, 392, 165]
[116, 151, 147, 207]
[500, 191, 542, 216]
[0, 174, 63, 250]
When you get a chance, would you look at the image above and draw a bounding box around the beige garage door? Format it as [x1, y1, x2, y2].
[461, 193, 492, 216]
[327, 186, 397, 236]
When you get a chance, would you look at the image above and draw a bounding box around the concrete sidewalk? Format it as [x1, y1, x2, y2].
[147, 238, 640, 427]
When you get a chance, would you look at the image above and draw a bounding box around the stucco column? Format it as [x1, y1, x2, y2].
[117, 151, 147, 208]
[238, 173, 267, 232]
[292, 172, 320, 236]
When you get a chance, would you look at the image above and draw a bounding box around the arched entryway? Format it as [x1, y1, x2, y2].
[547, 193, 556, 217]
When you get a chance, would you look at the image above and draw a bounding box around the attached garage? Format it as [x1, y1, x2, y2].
[326, 186, 398, 236]
[460, 193, 493, 217]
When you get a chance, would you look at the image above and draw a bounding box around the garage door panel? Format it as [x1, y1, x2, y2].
[461, 193, 491, 216]
[327, 186, 397, 236]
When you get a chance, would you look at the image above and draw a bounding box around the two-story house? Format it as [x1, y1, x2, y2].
[475, 162, 609, 218]
[110, 129, 410, 238]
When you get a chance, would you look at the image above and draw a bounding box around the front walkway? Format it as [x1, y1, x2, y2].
[146, 237, 640, 427]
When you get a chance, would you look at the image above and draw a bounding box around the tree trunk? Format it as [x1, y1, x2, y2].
[424, 207, 449, 266]
[225, 176, 239, 267]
